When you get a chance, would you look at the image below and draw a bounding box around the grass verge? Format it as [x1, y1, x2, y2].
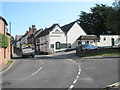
[8, 60, 13, 64]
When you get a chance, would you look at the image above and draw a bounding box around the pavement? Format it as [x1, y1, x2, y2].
[78, 55, 120, 59]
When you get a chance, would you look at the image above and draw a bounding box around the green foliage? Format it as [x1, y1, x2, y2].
[78, 4, 119, 35]
[8, 60, 13, 64]
[105, 1, 120, 35]
[0, 33, 9, 48]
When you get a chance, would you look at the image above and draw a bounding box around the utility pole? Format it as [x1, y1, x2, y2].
[9, 22, 12, 58]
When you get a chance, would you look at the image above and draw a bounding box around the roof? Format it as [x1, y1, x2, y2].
[36, 24, 59, 38]
[6, 32, 10, 36]
[61, 21, 79, 33]
[78, 35, 100, 40]
[0, 16, 8, 26]
[34, 29, 43, 38]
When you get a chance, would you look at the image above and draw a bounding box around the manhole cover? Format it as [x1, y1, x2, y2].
[0, 81, 11, 86]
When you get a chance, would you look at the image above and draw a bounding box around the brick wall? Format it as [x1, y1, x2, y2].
[0, 17, 10, 67]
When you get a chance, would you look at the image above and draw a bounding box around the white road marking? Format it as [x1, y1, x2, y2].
[67, 59, 81, 90]
[69, 85, 74, 90]
[73, 79, 77, 84]
[0, 60, 15, 75]
[78, 71, 81, 75]
[31, 67, 42, 76]
[25, 60, 44, 79]
[76, 75, 79, 79]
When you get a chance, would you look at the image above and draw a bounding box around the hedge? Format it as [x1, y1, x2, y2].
[0, 33, 8, 48]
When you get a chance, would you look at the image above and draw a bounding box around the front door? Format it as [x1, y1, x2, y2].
[111, 38, 115, 46]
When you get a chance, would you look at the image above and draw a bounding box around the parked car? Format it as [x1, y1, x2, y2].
[80, 44, 98, 50]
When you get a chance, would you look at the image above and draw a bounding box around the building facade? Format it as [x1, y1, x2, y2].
[35, 21, 87, 54]
[27, 25, 37, 44]
[0, 16, 10, 67]
[97, 35, 120, 47]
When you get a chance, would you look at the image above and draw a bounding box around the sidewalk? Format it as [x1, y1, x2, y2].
[73, 55, 120, 59]
[80, 55, 120, 59]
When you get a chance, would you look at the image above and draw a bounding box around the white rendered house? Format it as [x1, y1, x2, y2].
[97, 35, 120, 47]
[35, 21, 87, 53]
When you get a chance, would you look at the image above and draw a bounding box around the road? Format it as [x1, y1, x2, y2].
[1, 51, 119, 89]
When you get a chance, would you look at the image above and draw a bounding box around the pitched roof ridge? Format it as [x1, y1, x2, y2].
[61, 20, 78, 33]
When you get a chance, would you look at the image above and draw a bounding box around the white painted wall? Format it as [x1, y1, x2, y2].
[67, 22, 87, 48]
[49, 25, 66, 53]
[97, 35, 120, 47]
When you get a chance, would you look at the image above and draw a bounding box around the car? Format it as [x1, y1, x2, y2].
[80, 44, 98, 50]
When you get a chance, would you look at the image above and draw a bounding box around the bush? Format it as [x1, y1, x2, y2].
[0, 33, 8, 48]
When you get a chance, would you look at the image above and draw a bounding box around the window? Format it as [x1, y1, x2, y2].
[78, 40, 82, 45]
[68, 43, 71, 48]
[56, 42, 61, 49]
[51, 44, 54, 48]
[85, 41, 89, 44]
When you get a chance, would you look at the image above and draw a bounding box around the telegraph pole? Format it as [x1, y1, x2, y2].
[9, 22, 12, 58]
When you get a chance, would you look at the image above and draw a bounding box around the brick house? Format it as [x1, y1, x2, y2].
[0, 16, 10, 67]
[27, 25, 37, 44]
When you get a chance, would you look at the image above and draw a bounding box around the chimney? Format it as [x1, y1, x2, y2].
[29, 27, 31, 31]
[32, 25, 36, 29]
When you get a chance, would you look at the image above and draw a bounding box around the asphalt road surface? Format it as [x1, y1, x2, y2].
[1, 57, 80, 89]
[1, 51, 119, 89]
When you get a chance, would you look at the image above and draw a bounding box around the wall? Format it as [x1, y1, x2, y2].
[67, 22, 87, 48]
[49, 25, 66, 53]
[0, 18, 10, 67]
[97, 35, 120, 47]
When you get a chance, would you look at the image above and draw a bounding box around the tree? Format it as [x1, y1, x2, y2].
[113, 0, 120, 10]
[78, 11, 93, 34]
[78, 4, 118, 36]
[105, 0, 120, 34]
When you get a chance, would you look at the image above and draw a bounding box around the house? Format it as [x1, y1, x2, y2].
[97, 35, 120, 47]
[15, 35, 23, 49]
[35, 21, 88, 54]
[27, 25, 37, 44]
[20, 31, 28, 45]
[36, 23, 65, 54]
[0, 16, 10, 67]
[61, 21, 87, 49]
[34, 28, 43, 53]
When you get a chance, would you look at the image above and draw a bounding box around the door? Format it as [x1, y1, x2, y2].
[111, 38, 115, 46]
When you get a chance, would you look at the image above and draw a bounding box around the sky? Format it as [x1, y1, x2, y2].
[1, 0, 114, 37]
